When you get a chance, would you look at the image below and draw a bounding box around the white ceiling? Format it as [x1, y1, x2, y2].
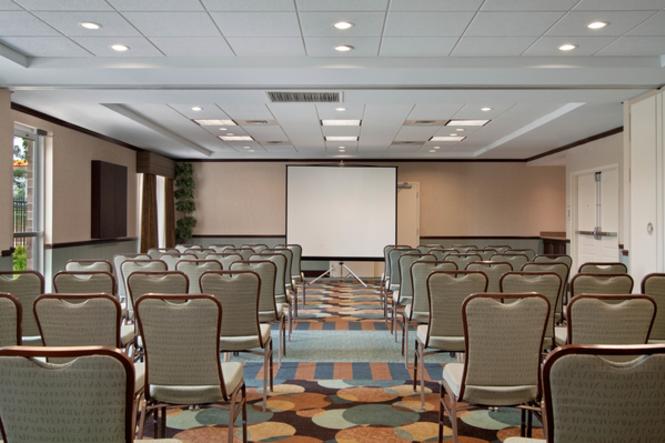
[0, 0, 664, 160]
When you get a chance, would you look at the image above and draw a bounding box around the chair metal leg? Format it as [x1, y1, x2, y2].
[262, 347, 269, 411]
[241, 384, 248, 443]
[228, 392, 236, 443]
[419, 343, 426, 409]
[137, 396, 147, 439]
[413, 340, 418, 391]
[269, 339, 274, 391]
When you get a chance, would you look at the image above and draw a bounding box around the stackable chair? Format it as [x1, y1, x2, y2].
[183, 248, 216, 259]
[642, 273, 665, 343]
[120, 260, 167, 316]
[443, 253, 482, 271]
[135, 295, 247, 440]
[159, 253, 197, 271]
[401, 259, 457, 367]
[226, 248, 255, 261]
[383, 245, 413, 318]
[0, 293, 21, 346]
[147, 248, 179, 259]
[0, 271, 44, 345]
[392, 253, 434, 339]
[113, 253, 150, 303]
[578, 261, 628, 274]
[65, 259, 113, 273]
[126, 271, 189, 313]
[522, 262, 569, 323]
[490, 253, 530, 272]
[414, 271, 488, 407]
[206, 252, 243, 270]
[533, 254, 572, 269]
[199, 271, 272, 408]
[488, 244, 512, 253]
[465, 261, 512, 292]
[264, 248, 297, 314]
[276, 244, 305, 305]
[500, 272, 562, 350]
[0, 346, 182, 443]
[468, 248, 498, 260]
[505, 345, 665, 443]
[253, 251, 296, 334]
[439, 293, 550, 443]
[570, 273, 634, 297]
[175, 259, 222, 293]
[506, 249, 536, 261]
[428, 248, 459, 261]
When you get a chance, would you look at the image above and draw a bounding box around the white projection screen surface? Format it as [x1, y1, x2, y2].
[286, 166, 397, 259]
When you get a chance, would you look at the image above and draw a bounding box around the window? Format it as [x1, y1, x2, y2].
[12, 126, 44, 272]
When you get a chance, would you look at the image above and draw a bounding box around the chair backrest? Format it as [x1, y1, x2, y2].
[210, 244, 234, 253]
[53, 271, 116, 295]
[160, 253, 197, 270]
[443, 253, 483, 271]
[175, 259, 223, 293]
[506, 248, 536, 261]
[465, 261, 512, 292]
[147, 248, 179, 259]
[409, 260, 457, 316]
[35, 293, 122, 350]
[452, 244, 478, 252]
[521, 262, 570, 320]
[566, 294, 656, 345]
[226, 247, 255, 261]
[265, 248, 294, 287]
[642, 273, 665, 341]
[120, 259, 167, 292]
[468, 249, 498, 260]
[126, 271, 189, 311]
[184, 248, 215, 259]
[199, 271, 263, 343]
[428, 248, 459, 261]
[571, 273, 634, 297]
[0, 271, 44, 337]
[0, 293, 21, 346]
[500, 272, 562, 347]
[489, 253, 530, 271]
[460, 293, 549, 405]
[64, 259, 113, 273]
[242, 243, 269, 253]
[542, 344, 665, 442]
[135, 295, 231, 401]
[206, 253, 242, 270]
[384, 245, 412, 280]
[426, 271, 488, 342]
[398, 253, 435, 303]
[0, 346, 135, 442]
[488, 244, 512, 253]
[230, 260, 278, 316]
[578, 261, 628, 274]
[388, 247, 417, 285]
[276, 244, 303, 276]
[112, 253, 150, 298]
[252, 253, 288, 296]
[533, 254, 573, 269]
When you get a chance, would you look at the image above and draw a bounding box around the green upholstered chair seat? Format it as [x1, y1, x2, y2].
[21, 335, 42, 346]
[403, 304, 428, 323]
[259, 303, 288, 322]
[443, 362, 538, 406]
[554, 326, 567, 346]
[416, 325, 464, 351]
[135, 362, 145, 394]
[220, 323, 271, 352]
[149, 361, 243, 405]
[121, 323, 136, 346]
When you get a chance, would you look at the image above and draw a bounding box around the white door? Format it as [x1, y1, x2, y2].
[574, 168, 620, 272]
[397, 182, 420, 247]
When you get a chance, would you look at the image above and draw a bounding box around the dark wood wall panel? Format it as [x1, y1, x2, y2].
[91, 160, 127, 239]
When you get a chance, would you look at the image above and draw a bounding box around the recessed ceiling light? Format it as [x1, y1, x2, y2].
[325, 136, 358, 142]
[334, 44, 354, 52]
[193, 119, 236, 126]
[446, 120, 489, 127]
[433, 146, 440, 150]
[333, 21, 354, 30]
[219, 135, 254, 141]
[429, 135, 466, 142]
[111, 44, 129, 52]
[191, 106, 202, 112]
[456, 128, 465, 132]
[587, 21, 608, 30]
[338, 146, 346, 151]
[243, 146, 251, 150]
[335, 107, 346, 112]
[481, 107, 492, 112]
[558, 43, 577, 52]
[80, 21, 101, 30]
[219, 127, 227, 131]
[248, 149, 255, 153]
[449, 133, 458, 137]
[429, 149, 437, 153]
[321, 119, 361, 126]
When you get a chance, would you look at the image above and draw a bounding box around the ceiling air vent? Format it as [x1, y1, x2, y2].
[266, 140, 289, 144]
[237, 119, 277, 126]
[391, 141, 423, 146]
[404, 119, 449, 126]
[267, 91, 341, 103]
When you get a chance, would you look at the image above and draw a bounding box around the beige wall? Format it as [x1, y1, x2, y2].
[192, 161, 565, 236]
[12, 110, 138, 244]
[0, 90, 12, 252]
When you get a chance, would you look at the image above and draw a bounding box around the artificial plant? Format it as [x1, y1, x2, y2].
[174, 162, 196, 244]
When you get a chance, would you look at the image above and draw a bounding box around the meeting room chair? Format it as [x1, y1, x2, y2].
[134, 294, 247, 441]
[642, 273, 665, 343]
[206, 252, 243, 269]
[489, 253, 530, 272]
[199, 270, 272, 409]
[113, 253, 151, 304]
[147, 248, 179, 259]
[506, 249, 537, 261]
[0, 271, 44, 345]
[263, 247, 298, 313]
[500, 272, 562, 350]
[533, 253, 573, 269]
[251, 252, 295, 341]
[578, 261, 628, 274]
[427, 248, 459, 261]
[121, 260, 168, 314]
[65, 259, 113, 273]
[127, 271, 189, 313]
[442, 253, 482, 271]
[226, 247, 255, 261]
[175, 259, 223, 293]
[488, 244, 512, 253]
[392, 253, 435, 339]
[465, 261, 512, 292]
[276, 244, 306, 304]
[383, 245, 413, 317]
[414, 271, 488, 408]
[521, 262, 569, 323]
[183, 248, 215, 259]
[53, 271, 116, 294]
[570, 273, 634, 297]
[556, 294, 656, 347]
[0, 293, 21, 346]
[210, 244, 235, 253]
[439, 293, 549, 443]
[231, 260, 288, 360]
[468, 248, 498, 260]
[159, 253, 196, 271]
[401, 259, 457, 367]
[451, 244, 478, 252]
[505, 344, 665, 443]
[0, 346, 181, 443]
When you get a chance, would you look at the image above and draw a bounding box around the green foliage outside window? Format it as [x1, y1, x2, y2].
[12, 245, 27, 271]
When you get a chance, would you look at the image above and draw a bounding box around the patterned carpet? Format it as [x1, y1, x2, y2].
[142, 280, 543, 442]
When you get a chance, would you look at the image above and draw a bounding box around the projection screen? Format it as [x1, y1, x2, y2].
[286, 165, 397, 259]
